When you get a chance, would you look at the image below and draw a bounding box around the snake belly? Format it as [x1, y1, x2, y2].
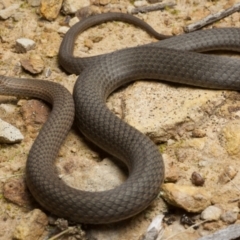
[1, 13, 240, 224]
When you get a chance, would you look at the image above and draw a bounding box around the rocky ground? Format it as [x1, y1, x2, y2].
[1, 0, 240, 239]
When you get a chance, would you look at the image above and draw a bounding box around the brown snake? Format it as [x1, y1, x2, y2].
[1, 13, 240, 224]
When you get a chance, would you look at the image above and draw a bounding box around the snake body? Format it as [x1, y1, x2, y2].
[1, 13, 240, 224]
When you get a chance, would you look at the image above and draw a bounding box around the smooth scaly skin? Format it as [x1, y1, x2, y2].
[1, 13, 240, 224]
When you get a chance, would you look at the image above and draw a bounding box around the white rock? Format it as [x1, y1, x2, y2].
[57, 26, 70, 35]
[16, 38, 36, 53]
[201, 206, 222, 221]
[62, 0, 90, 14]
[0, 119, 24, 143]
[69, 17, 80, 27]
[0, 4, 20, 20]
[0, 104, 17, 114]
[134, 0, 148, 7]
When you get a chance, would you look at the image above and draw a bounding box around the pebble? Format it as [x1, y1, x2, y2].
[220, 209, 238, 224]
[13, 209, 48, 240]
[0, 4, 20, 20]
[40, 0, 63, 21]
[3, 178, 31, 207]
[201, 206, 222, 221]
[16, 38, 36, 53]
[0, 118, 23, 143]
[134, 0, 148, 7]
[27, 0, 41, 7]
[161, 183, 211, 212]
[20, 55, 45, 74]
[192, 128, 206, 138]
[191, 172, 205, 186]
[221, 120, 240, 156]
[62, 0, 90, 14]
[69, 16, 80, 27]
[218, 165, 238, 184]
[57, 26, 70, 35]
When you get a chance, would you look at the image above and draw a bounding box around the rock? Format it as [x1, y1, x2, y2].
[99, 0, 111, 5]
[69, 16, 80, 27]
[221, 120, 240, 156]
[20, 99, 49, 125]
[40, 0, 63, 21]
[134, 0, 148, 7]
[122, 82, 225, 143]
[3, 178, 32, 207]
[58, 26, 70, 35]
[20, 55, 45, 74]
[62, 0, 90, 14]
[218, 165, 238, 184]
[0, 4, 20, 20]
[161, 183, 211, 212]
[0, 118, 23, 143]
[13, 209, 48, 240]
[84, 39, 94, 49]
[201, 206, 222, 221]
[76, 5, 101, 19]
[27, 0, 41, 7]
[16, 38, 36, 53]
[202, 221, 222, 231]
[192, 128, 206, 138]
[221, 209, 238, 224]
[191, 172, 205, 186]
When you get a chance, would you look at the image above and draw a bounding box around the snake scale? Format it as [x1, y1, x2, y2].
[1, 13, 240, 224]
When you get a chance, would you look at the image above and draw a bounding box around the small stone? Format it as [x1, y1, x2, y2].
[218, 166, 238, 184]
[161, 183, 211, 212]
[27, 0, 41, 7]
[201, 206, 222, 221]
[13, 209, 48, 240]
[20, 55, 45, 74]
[84, 39, 93, 49]
[20, 99, 50, 125]
[76, 6, 101, 19]
[165, 165, 179, 183]
[221, 121, 240, 156]
[202, 221, 222, 231]
[40, 0, 63, 21]
[221, 209, 238, 224]
[69, 17, 80, 27]
[62, 0, 90, 14]
[58, 26, 70, 35]
[0, 118, 23, 143]
[192, 128, 206, 138]
[3, 178, 31, 207]
[99, 0, 111, 5]
[16, 38, 36, 53]
[0, 4, 20, 20]
[191, 172, 205, 186]
[134, 0, 148, 7]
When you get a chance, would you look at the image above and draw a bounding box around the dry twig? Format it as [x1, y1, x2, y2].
[184, 3, 240, 32]
[131, 2, 176, 14]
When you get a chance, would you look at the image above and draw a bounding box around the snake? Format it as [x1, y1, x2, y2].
[1, 12, 240, 224]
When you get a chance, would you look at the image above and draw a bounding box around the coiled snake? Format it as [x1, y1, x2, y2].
[1, 13, 240, 224]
